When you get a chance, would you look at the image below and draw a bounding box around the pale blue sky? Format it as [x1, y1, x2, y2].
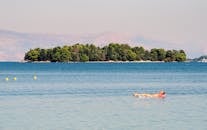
[0, 0, 206, 34]
[0, 0, 207, 60]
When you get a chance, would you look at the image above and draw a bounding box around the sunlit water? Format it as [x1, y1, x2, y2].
[0, 62, 206, 130]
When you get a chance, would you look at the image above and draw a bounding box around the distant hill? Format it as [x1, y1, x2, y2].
[1, 29, 202, 61]
[0, 29, 172, 61]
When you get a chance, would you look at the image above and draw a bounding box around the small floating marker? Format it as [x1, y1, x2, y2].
[33, 75, 37, 80]
[13, 77, 17, 81]
[5, 77, 9, 81]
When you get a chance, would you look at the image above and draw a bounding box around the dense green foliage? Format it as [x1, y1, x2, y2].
[24, 43, 187, 62]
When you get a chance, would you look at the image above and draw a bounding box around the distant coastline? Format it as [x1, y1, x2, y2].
[21, 60, 207, 63]
[0, 60, 205, 63]
[22, 60, 166, 63]
[191, 55, 207, 63]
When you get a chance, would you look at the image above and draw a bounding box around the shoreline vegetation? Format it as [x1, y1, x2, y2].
[24, 43, 186, 62]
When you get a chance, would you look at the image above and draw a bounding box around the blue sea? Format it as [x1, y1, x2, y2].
[0, 62, 206, 130]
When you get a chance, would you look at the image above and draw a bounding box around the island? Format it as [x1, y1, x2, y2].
[24, 43, 186, 62]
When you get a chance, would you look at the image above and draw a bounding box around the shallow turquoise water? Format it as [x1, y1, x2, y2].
[0, 62, 207, 130]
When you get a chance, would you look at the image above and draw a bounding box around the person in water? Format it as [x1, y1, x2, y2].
[133, 91, 166, 98]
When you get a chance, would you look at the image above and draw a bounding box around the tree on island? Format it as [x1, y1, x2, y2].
[24, 43, 187, 62]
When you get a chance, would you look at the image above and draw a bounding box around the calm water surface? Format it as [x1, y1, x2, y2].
[0, 62, 207, 130]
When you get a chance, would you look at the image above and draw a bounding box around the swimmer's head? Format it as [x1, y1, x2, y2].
[159, 90, 165, 95]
